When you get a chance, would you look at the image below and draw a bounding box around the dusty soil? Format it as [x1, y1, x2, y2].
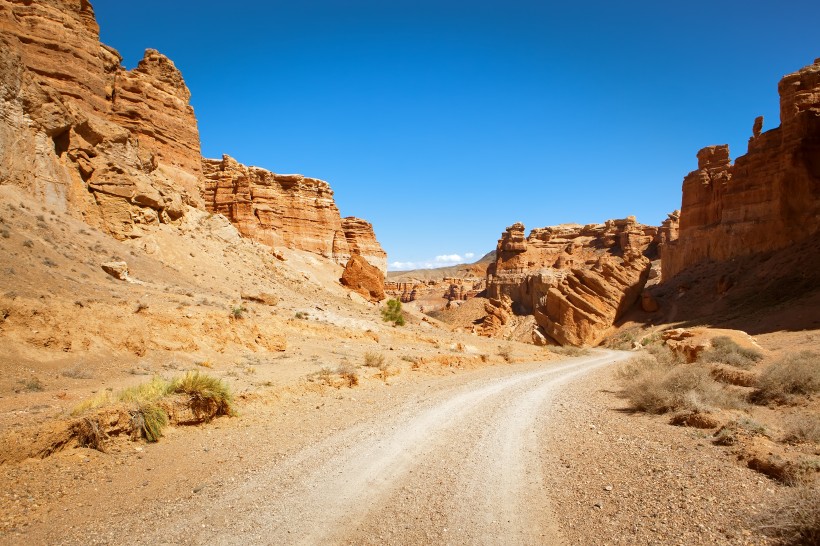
[0, 349, 792, 545]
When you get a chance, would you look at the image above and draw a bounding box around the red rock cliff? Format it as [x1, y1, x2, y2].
[0, 0, 203, 237]
[201, 155, 387, 272]
[663, 59, 820, 280]
[486, 218, 658, 346]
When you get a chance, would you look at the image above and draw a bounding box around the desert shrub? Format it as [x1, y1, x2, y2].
[364, 352, 385, 368]
[608, 329, 638, 350]
[782, 413, 820, 444]
[336, 364, 359, 387]
[757, 484, 820, 545]
[498, 345, 513, 363]
[619, 352, 743, 414]
[713, 418, 768, 446]
[62, 366, 93, 379]
[294, 311, 308, 320]
[754, 351, 820, 404]
[169, 371, 234, 417]
[230, 305, 247, 319]
[699, 336, 763, 369]
[18, 377, 45, 392]
[381, 299, 405, 326]
[550, 346, 590, 357]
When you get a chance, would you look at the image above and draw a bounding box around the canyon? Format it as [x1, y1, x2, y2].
[0, 1, 818, 544]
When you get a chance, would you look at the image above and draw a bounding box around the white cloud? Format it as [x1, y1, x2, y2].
[389, 252, 475, 271]
[434, 254, 463, 263]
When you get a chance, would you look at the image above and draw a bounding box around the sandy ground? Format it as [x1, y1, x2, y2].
[0, 349, 789, 546]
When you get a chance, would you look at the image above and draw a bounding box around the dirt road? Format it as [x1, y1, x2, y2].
[134, 350, 628, 545]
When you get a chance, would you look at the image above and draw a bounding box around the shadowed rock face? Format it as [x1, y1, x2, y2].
[485, 219, 658, 346]
[0, 0, 203, 237]
[663, 59, 820, 281]
[201, 155, 387, 272]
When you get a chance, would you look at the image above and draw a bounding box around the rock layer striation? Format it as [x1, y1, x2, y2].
[485, 219, 658, 346]
[663, 59, 820, 280]
[201, 155, 386, 272]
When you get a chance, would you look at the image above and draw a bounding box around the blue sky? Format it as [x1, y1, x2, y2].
[93, 1, 818, 270]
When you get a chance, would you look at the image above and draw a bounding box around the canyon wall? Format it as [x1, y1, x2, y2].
[663, 59, 820, 280]
[485, 219, 658, 346]
[201, 155, 387, 272]
[0, 0, 386, 266]
[0, 0, 203, 238]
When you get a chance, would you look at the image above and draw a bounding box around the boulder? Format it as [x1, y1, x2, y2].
[340, 254, 386, 302]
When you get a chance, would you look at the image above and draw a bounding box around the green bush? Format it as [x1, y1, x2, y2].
[381, 298, 405, 326]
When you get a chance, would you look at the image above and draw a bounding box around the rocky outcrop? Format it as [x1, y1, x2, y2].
[663, 59, 820, 281]
[384, 277, 485, 311]
[201, 155, 387, 272]
[340, 217, 388, 273]
[0, 0, 203, 238]
[340, 254, 386, 302]
[486, 218, 658, 346]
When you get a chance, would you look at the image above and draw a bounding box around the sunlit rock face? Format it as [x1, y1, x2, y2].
[485, 218, 659, 346]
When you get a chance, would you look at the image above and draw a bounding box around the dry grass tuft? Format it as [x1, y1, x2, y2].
[169, 371, 234, 417]
[618, 347, 744, 414]
[336, 364, 359, 387]
[364, 352, 385, 368]
[756, 484, 820, 545]
[130, 404, 168, 442]
[699, 336, 763, 369]
[550, 346, 591, 357]
[753, 351, 820, 404]
[782, 413, 820, 445]
[498, 345, 513, 363]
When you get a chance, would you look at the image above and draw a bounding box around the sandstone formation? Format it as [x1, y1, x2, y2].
[0, 0, 203, 238]
[340, 254, 386, 302]
[202, 155, 387, 272]
[485, 218, 658, 346]
[384, 277, 485, 307]
[663, 59, 820, 281]
[0, 0, 386, 262]
[340, 217, 388, 273]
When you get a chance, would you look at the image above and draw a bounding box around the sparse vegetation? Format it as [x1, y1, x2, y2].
[17, 377, 45, 392]
[753, 351, 820, 404]
[608, 329, 638, 350]
[782, 413, 820, 444]
[498, 345, 513, 363]
[699, 336, 763, 369]
[364, 352, 385, 368]
[618, 347, 744, 414]
[757, 485, 820, 545]
[550, 346, 590, 357]
[72, 372, 234, 443]
[295, 311, 308, 320]
[381, 298, 405, 326]
[337, 364, 359, 387]
[62, 366, 93, 379]
[22, 239, 33, 248]
[195, 360, 213, 369]
[713, 418, 768, 446]
[230, 305, 247, 319]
